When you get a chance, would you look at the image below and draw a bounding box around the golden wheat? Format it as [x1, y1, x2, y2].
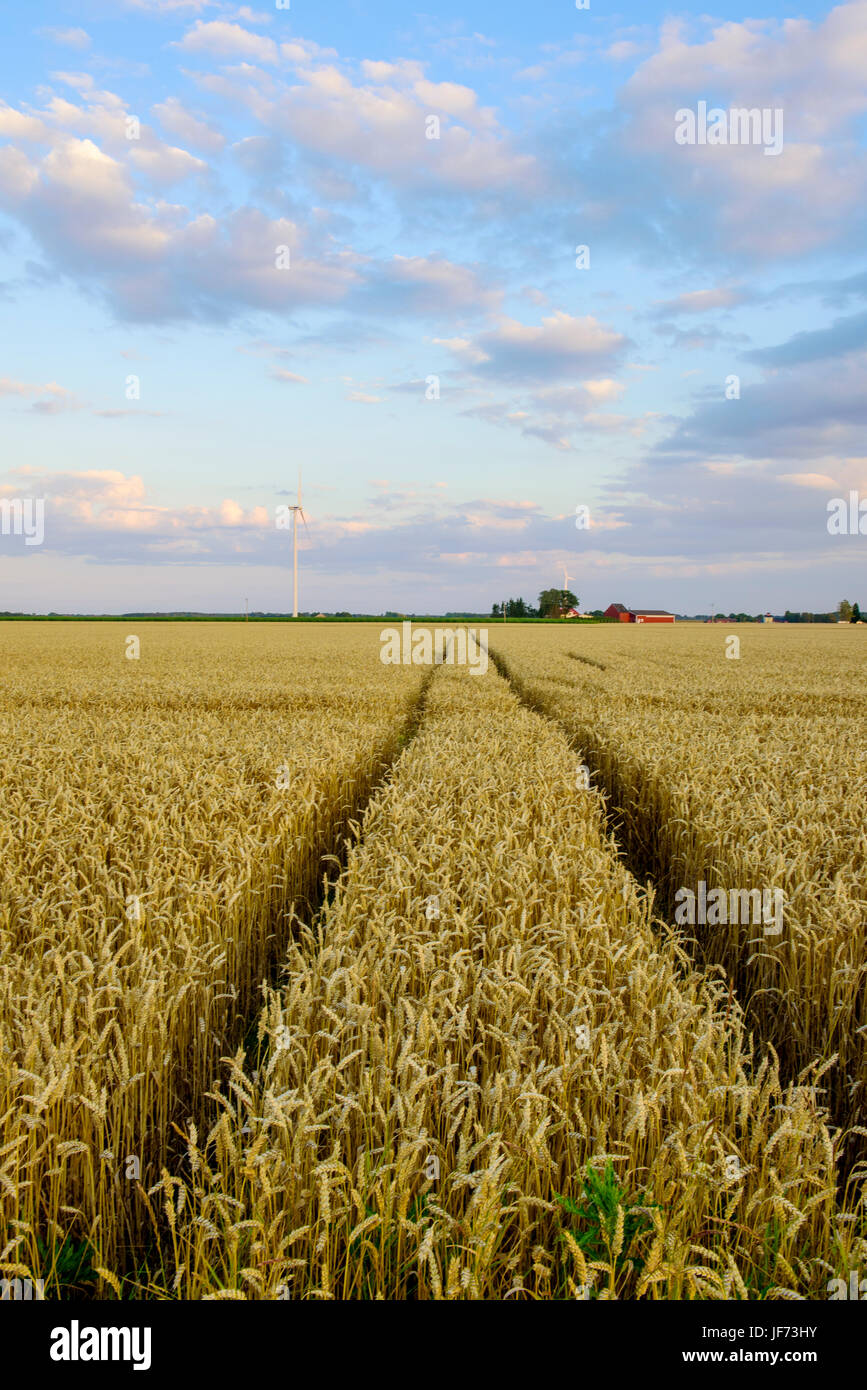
[488, 623, 867, 1137]
[1, 621, 863, 1301]
[0, 622, 424, 1286]
[139, 655, 861, 1299]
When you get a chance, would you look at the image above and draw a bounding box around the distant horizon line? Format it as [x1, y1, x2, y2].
[0, 609, 856, 624]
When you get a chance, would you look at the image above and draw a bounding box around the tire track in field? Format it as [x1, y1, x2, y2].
[130, 668, 439, 1292]
[484, 637, 864, 1178]
[238, 667, 438, 1056]
[151, 658, 850, 1300]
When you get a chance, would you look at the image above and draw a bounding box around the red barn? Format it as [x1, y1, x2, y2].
[604, 603, 632, 622]
[604, 604, 675, 624]
[631, 609, 675, 624]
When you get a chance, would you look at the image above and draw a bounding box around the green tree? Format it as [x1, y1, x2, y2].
[852, 602, 862, 623]
[838, 599, 853, 622]
[538, 588, 577, 617]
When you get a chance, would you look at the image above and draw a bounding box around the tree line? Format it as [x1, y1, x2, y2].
[490, 597, 864, 622]
[493, 590, 581, 618]
[782, 601, 862, 623]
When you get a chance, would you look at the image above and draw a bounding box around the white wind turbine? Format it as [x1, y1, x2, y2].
[287, 470, 309, 617]
[562, 564, 574, 608]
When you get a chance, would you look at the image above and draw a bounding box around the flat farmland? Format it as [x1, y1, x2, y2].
[0, 622, 864, 1300]
[0, 623, 425, 1287]
[488, 623, 867, 1136]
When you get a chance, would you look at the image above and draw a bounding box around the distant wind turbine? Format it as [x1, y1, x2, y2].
[286, 470, 309, 617]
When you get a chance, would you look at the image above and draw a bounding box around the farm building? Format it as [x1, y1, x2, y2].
[604, 604, 675, 624]
[632, 610, 675, 624]
[604, 603, 632, 622]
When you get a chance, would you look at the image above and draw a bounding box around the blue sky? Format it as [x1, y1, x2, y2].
[1, 0, 865, 613]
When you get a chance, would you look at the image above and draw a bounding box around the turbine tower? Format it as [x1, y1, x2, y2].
[287, 470, 308, 618]
[562, 564, 573, 597]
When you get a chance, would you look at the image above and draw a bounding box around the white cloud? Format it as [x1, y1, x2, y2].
[0, 377, 80, 411]
[372, 254, 500, 315]
[174, 21, 279, 64]
[581, 378, 626, 403]
[0, 85, 215, 192]
[125, 1, 218, 12]
[39, 28, 92, 51]
[152, 97, 226, 152]
[442, 311, 627, 382]
[651, 287, 745, 316]
[2, 466, 270, 541]
[188, 51, 538, 195]
[0, 105, 53, 143]
[777, 472, 840, 488]
[271, 368, 309, 384]
[614, 3, 867, 256]
[606, 41, 641, 61]
[0, 108, 360, 318]
[412, 78, 495, 129]
[433, 336, 487, 364]
[127, 143, 208, 183]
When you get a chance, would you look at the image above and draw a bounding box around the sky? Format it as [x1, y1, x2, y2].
[1, 0, 865, 614]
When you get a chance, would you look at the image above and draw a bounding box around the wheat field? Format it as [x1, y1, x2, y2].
[487, 623, 867, 1139]
[0, 623, 424, 1290]
[0, 621, 864, 1299]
